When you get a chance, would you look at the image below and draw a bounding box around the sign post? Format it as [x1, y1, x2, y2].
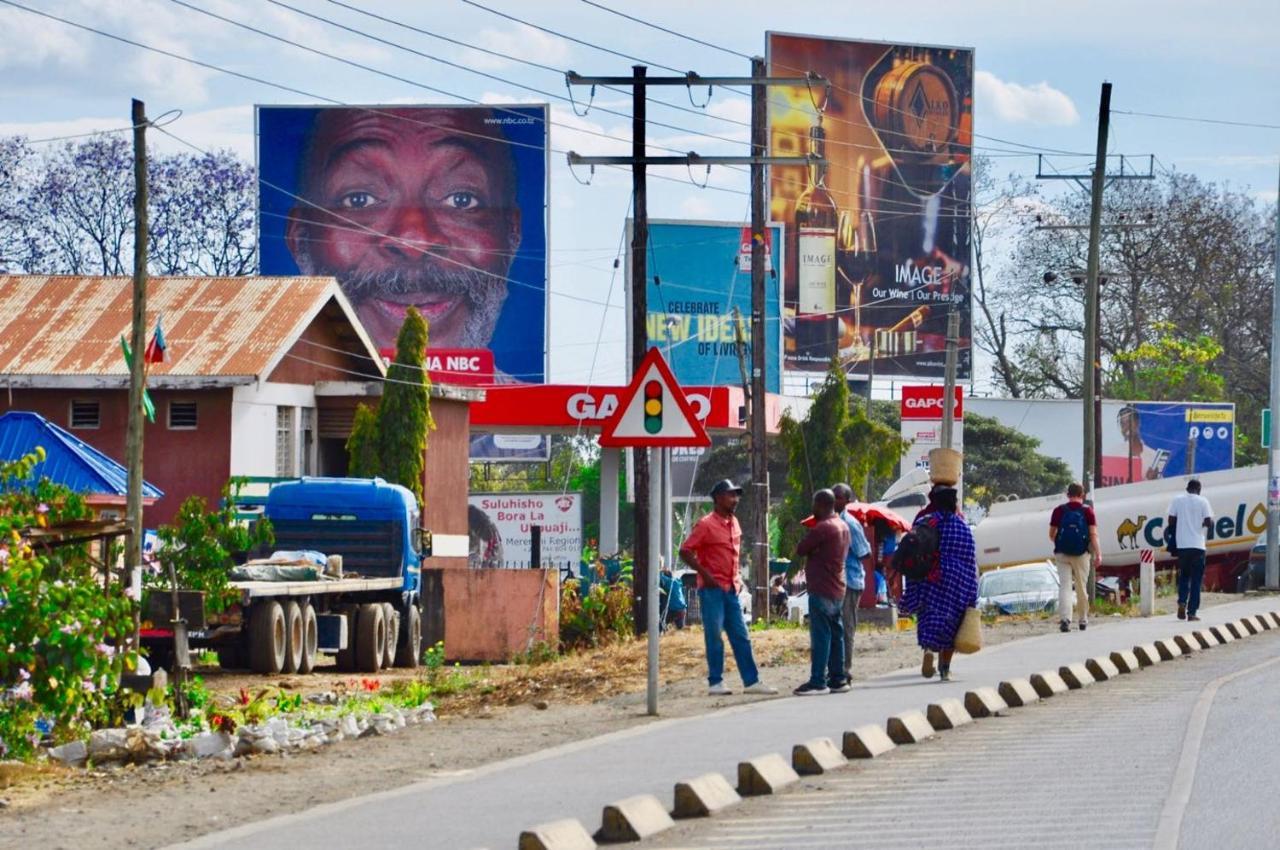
[600, 349, 712, 716]
[1138, 548, 1155, 617]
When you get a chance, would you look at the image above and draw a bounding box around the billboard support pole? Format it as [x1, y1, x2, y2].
[630, 65, 652, 635]
[646, 445, 660, 716]
[1267, 161, 1280, 589]
[942, 311, 959, 450]
[864, 336, 876, 501]
[749, 55, 770, 620]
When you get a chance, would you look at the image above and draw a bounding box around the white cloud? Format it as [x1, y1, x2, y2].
[0, 8, 88, 69]
[465, 24, 571, 72]
[976, 70, 1079, 126]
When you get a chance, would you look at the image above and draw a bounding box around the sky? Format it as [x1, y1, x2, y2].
[0, 0, 1277, 391]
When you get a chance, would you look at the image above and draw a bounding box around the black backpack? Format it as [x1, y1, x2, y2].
[891, 513, 941, 581]
[1055, 504, 1090, 556]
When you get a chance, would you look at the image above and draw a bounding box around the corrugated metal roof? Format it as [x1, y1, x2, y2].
[0, 410, 163, 499]
[0, 276, 380, 379]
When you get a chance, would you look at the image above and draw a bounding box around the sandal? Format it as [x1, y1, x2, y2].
[921, 651, 936, 679]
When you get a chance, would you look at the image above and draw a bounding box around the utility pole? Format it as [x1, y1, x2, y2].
[748, 56, 769, 619]
[568, 64, 822, 636]
[629, 65, 650, 634]
[863, 336, 876, 501]
[126, 98, 148, 577]
[1267, 161, 1280, 589]
[941, 311, 959, 450]
[1082, 82, 1111, 499]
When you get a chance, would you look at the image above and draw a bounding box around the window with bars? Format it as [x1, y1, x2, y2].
[275, 406, 295, 477]
[168, 401, 198, 430]
[70, 400, 100, 429]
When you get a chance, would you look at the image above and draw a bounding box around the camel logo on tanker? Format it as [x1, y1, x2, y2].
[1114, 501, 1267, 550]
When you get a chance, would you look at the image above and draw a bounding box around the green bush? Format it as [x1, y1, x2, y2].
[0, 449, 136, 759]
[559, 578, 634, 651]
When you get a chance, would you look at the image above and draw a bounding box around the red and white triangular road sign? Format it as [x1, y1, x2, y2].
[599, 348, 711, 447]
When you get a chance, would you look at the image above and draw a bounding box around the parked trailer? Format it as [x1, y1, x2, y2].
[145, 478, 429, 674]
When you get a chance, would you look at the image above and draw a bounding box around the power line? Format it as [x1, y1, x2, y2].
[1113, 109, 1280, 131]
[579, 0, 750, 60]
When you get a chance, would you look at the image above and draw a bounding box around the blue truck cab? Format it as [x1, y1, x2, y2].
[264, 477, 424, 594]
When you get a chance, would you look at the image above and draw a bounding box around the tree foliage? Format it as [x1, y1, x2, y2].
[344, 309, 433, 504]
[0, 135, 256, 276]
[776, 365, 907, 553]
[963, 413, 1074, 507]
[1110, 322, 1226, 402]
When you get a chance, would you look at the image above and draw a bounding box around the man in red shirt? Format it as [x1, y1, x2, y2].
[680, 480, 777, 697]
[1048, 482, 1102, 632]
[793, 489, 852, 695]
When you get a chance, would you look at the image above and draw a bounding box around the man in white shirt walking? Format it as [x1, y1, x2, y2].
[1167, 479, 1214, 622]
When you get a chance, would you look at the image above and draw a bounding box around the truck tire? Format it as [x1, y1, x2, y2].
[282, 601, 304, 674]
[298, 603, 319, 674]
[381, 602, 399, 669]
[335, 606, 357, 672]
[394, 603, 422, 668]
[354, 603, 386, 673]
[249, 601, 287, 674]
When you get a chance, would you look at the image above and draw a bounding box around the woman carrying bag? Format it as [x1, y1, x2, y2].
[898, 485, 980, 681]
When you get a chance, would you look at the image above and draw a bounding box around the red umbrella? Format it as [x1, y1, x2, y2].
[800, 503, 911, 533]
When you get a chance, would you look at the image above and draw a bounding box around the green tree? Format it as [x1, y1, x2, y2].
[346, 403, 380, 479]
[1109, 322, 1226, 403]
[776, 365, 907, 553]
[345, 309, 434, 503]
[963, 413, 1073, 507]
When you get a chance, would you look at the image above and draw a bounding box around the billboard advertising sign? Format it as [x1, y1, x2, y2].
[467, 492, 581, 571]
[899, 385, 964, 477]
[257, 104, 549, 383]
[469, 433, 551, 462]
[767, 34, 974, 379]
[630, 220, 783, 393]
[1100, 402, 1234, 487]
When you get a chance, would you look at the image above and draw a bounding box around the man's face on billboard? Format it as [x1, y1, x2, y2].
[286, 108, 522, 351]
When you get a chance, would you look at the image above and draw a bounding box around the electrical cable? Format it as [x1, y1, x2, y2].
[1113, 109, 1280, 132]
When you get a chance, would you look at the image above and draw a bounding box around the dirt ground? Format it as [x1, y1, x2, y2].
[0, 593, 1234, 850]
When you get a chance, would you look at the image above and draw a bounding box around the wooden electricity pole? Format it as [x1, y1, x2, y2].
[126, 97, 148, 575]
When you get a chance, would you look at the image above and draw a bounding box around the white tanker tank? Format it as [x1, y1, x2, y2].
[973, 465, 1266, 591]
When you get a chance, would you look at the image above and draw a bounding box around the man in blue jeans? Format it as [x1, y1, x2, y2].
[793, 489, 852, 696]
[1167, 478, 1214, 621]
[680, 480, 778, 697]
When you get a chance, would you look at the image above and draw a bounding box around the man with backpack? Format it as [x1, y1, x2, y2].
[1049, 483, 1101, 632]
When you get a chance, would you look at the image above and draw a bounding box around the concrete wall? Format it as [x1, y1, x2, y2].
[230, 382, 317, 477]
[1, 387, 233, 525]
[422, 567, 559, 662]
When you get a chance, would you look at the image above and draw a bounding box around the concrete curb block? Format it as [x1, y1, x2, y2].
[1133, 643, 1163, 667]
[1225, 621, 1247, 639]
[926, 698, 973, 731]
[1058, 662, 1096, 689]
[1239, 617, 1260, 636]
[518, 819, 597, 850]
[1269, 611, 1280, 629]
[1110, 649, 1141, 673]
[1193, 629, 1220, 649]
[964, 687, 1009, 718]
[672, 773, 741, 819]
[1250, 614, 1271, 631]
[886, 710, 937, 744]
[1085, 656, 1121, 681]
[997, 678, 1040, 707]
[737, 753, 799, 796]
[597, 795, 674, 843]
[842, 724, 896, 759]
[1174, 633, 1201, 653]
[1210, 624, 1236, 644]
[1030, 670, 1070, 698]
[792, 737, 848, 775]
[1155, 638, 1184, 661]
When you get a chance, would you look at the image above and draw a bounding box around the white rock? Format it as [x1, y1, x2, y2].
[88, 728, 129, 762]
[184, 731, 233, 760]
[250, 736, 280, 755]
[47, 740, 88, 767]
[339, 715, 361, 739]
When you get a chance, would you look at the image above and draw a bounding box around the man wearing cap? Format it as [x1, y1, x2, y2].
[680, 480, 778, 697]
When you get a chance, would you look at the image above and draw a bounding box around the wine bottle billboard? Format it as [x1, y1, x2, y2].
[767, 33, 974, 379]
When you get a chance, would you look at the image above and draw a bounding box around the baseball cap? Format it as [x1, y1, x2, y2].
[710, 479, 744, 498]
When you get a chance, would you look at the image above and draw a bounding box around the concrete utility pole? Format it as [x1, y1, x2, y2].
[126, 98, 148, 577]
[941, 311, 960, 450]
[567, 64, 822, 636]
[1082, 82, 1111, 497]
[1267, 161, 1280, 589]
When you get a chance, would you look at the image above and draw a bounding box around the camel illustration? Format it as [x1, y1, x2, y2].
[1116, 516, 1147, 550]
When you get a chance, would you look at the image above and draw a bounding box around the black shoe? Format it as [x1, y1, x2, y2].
[1060, 621, 1070, 633]
[1177, 604, 1187, 620]
[1079, 622, 1087, 631]
[939, 666, 951, 682]
[794, 682, 830, 696]
[827, 679, 852, 694]
[1188, 614, 1201, 622]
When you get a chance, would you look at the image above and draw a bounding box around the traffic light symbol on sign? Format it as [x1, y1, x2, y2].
[643, 381, 663, 434]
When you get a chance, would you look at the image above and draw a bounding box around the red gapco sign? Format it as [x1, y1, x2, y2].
[900, 385, 964, 420]
[737, 226, 774, 272]
[381, 348, 494, 387]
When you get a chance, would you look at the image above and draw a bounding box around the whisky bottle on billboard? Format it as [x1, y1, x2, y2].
[837, 163, 878, 362]
[794, 124, 838, 367]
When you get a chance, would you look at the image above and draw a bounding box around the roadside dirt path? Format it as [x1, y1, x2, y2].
[0, 594, 1228, 850]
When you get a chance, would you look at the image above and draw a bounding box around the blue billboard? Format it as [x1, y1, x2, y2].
[632, 220, 783, 392]
[1101, 401, 1235, 487]
[256, 104, 549, 384]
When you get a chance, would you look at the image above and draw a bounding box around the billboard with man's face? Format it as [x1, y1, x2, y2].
[767, 34, 974, 379]
[257, 104, 549, 384]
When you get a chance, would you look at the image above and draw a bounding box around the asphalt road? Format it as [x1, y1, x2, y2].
[638, 626, 1280, 850]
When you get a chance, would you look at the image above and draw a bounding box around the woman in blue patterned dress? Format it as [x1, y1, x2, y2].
[899, 486, 978, 682]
